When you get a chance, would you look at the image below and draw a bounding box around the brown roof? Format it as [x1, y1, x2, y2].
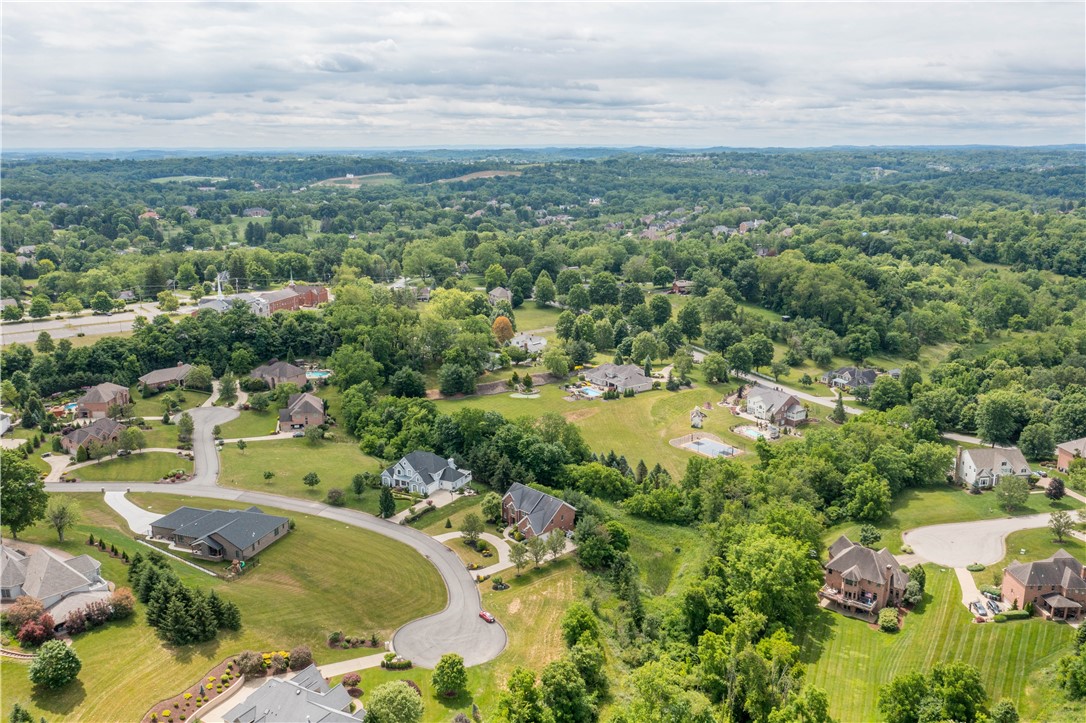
[138, 364, 192, 387]
[1005, 549, 1085, 588]
[78, 382, 128, 405]
[285, 392, 323, 417]
[826, 537, 908, 591]
[1056, 436, 1086, 458]
[252, 360, 304, 381]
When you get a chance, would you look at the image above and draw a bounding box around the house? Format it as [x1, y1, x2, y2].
[251, 360, 307, 390]
[138, 363, 193, 392]
[279, 392, 324, 430]
[242, 207, 271, 217]
[820, 536, 909, 616]
[1002, 550, 1086, 620]
[671, 280, 695, 295]
[746, 386, 807, 426]
[1, 545, 111, 622]
[224, 663, 362, 723]
[139, 211, 159, 220]
[1056, 436, 1086, 473]
[150, 506, 290, 561]
[75, 382, 130, 419]
[954, 446, 1031, 489]
[116, 290, 136, 302]
[508, 332, 547, 355]
[381, 451, 472, 495]
[416, 287, 432, 302]
[583, 363, 653, 394]
[0, 411, 11, 436]
[60, 417, 123, 454]
[1, 298, 20, 310]
[821, 366, 878, 390]
[502, 482, 577, 539]
[488, 287, 513, 305]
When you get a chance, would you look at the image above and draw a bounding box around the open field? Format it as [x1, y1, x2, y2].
[511, 303, 562, 332]
[219, 408, 278, 438]
[824, 486, 1083, 554]
[217, 438, 412, 517]
[436, 170, 523, 183]
[414, 494, 485, 534]
[1, 493, 443, 721]
[803, 563, 1083, 722]
[129, 387, 211, 417]
[136, 419, 180, 449]
[313, 173, 398, 187]
[72, 452, 193, 481]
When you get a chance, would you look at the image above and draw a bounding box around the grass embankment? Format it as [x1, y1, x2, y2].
[824, 486, 1083, 554]
[217, 438, 411, 517]
[803, 563, 1082, 722]
[128, 388, 211, 417]
[219, 409, 278, 438]
[0, 492, 444, 722]
[73, 452, 192, 482]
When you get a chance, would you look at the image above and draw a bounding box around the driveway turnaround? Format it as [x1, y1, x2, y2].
[903, 513, 1053, 568]
[104, 491, 162, 536]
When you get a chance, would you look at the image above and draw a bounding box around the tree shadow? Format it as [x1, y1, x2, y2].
[32, 679, 87, 715]
[433, 688, 475, 712]
[797, 610, 837, 665]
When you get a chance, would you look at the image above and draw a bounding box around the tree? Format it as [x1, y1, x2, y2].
[542, 347, 572, 378]
[990, 700, 1020, 723]
[1, 450, 48, 539]
[484, 263, 509, 291]
[770, 360, 789, 382]
[831, 392, 847, 424]
[176, 412, 194, 442]
[1050, 510, 1073, 542]
[705, 321, 742, 353]
[870, 376, 907, 411]
[745, 333, 774, 370]
[526, 534, 548, 567]
[366, 680, 424, 723]
[28, 296, 51, 319]
[119, 426, 146, 453]
[878, 671, 929, 723]
[858, 524, 881, 548]
[460, 512, 484, 547]
[493, 315, 515, 345]
[379, 487, 396, 518]
[534, 271, 556, 306]
[2, 302, 22, 321]
[481, 492, 502, 522]
[702, 352, 729, 383]
[994, 477, 1029, 510]
[28, 640, 81, 689]
[156, 291, 179, 312]
[541, 658, 595, 723]
[46, 497, 80, 542]
[975, 390, 1028, 447]
[304, 425, 323, 445]
[236, 439, 248, 452]
[389, 368, 426, 398]
[1018, 423, 1055, 460]
[677, 302, 702, 340]
[510, 541, 529, 574]
[8, 703, 33, 723]
[648, 294, 672, 326]
[185, 364, 214, 391]
[303, 471, 320, 488]
[726, 343, 754, 376]
[1045, 476, 1065, 500]
[497, 667, 551, 723]
[432, 653, 467, 697]
[878, 607, 899, 632]
[35, 332, 55, 354]
[90, 291, 114, 313]
[547, 530, 567, 560]
[653, 266, 675, 288]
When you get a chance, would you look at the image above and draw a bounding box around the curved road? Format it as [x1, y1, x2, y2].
[47, 404, 507, 668]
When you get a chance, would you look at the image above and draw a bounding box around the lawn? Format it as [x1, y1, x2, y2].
[128, 387, 211, 417]
[433, 373, 752, 476]
[217, 438, 412, 517]
[414, 494, 485, 534]
[219, 408, 278, 438]
[0, 492, 445, 722]
[971, 527, 1086, 588]
[72, 452, 192, 482]
[510, 303, 562, 332]
[824, 486, 1083, 554]
[137, 419, 180, 449]
[802, 563, 1083, 722]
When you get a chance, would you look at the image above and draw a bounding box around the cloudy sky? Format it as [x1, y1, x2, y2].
[2, 2, 1083, 149]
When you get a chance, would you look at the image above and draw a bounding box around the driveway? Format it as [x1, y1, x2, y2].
[103, 491, 162, 536]
[902, 513, 1054, 567]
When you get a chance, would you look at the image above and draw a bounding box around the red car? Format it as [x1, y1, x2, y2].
[479, 611, 495, 623]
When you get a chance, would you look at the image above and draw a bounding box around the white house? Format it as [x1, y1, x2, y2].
[746, 386, 807, 426]
[508, 333, 547, 355]
[583, 363, 653, 393]
[0, 411, 11, 436]
[954, 446, 1031, 489]
[381, 451, 472, 495]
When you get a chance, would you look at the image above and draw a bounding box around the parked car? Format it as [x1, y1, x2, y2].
[292, 430, 304, 438]
[479, 611, 495, 623]
[986, 600, 1000, 614]
[117, 449, 132, 456]
[1037, 470, 1048, 477]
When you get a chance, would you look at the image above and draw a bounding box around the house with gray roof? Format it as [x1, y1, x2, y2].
[502, 482, 577, 539]
[251, 360, 307, 389]
[508, 332, 547, 355]
[820, 366, 879, 390]
[279, 392, 324, 430]
[954, 446, 1030, 489]
[746, 385, 807, 426]
[1, 545, 110, 615]
[583, 363, 653, 394]
[138, 363, 193, 392]
[1056, 435, 1086, 473]
[225, 663, 362, 723]
[75, 382, 130, 419]
[487, 286, 513, 305]
[381, 451, 471, 495]
[1002, 549, 1085, 621]
[61, 417, 123, 454]
[820, 535, 909, 616]
[150, 506, 290, 561]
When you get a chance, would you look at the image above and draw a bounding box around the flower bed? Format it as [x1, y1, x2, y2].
[141, 655, 242, 723]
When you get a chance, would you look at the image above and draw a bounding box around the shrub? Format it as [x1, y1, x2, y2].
[995, 610, 1031, 622]
[404, 679, 422, 696]
[109, 588, 136, 620]
[878, 607, 899, 633]
[65, 608, 88, 635]
[6, 597, 45, 630]
[235, 650, 265, 677]
[28, 640, 81, 689]
[17, 614, 55, 647]
[347, 687, 363, 698]
[966, 563, 985, 572]
[289, 645, 313, 670]
[326, 488, 347, 507]
[343, 672, 362, 686]
[328, 630, 343, 645]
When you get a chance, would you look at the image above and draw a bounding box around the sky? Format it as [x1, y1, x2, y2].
[2, 2, 1084, 149]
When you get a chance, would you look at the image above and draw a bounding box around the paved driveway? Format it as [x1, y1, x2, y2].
[104, 491, 162, 536]
[903, 513, 1053, 567]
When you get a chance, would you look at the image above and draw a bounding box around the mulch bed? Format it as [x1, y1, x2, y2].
[140, 654, 251, 723]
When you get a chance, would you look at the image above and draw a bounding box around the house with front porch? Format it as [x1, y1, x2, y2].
[821, 366, 878, 390]
[954, 446, 1031, 489]
[746, 386, 807, 426]
[820, 535, 909, 617]
[381, 451, 472, 495]
[1002, 550, 1086, 621]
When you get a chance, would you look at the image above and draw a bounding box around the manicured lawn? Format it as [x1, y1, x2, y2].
[217, 438, 412, 517]
[219, 409, 278, 438]
[137, 420, 180, 449]
[824, 486, 1083, 554]
[128, 387, 211, 417]
[415, 494, 485, 534]
[802, 563, 1083, 722]
[1, 492, 445, 722]
[510, 304, 562, 332]
[72, 452, 192, 482]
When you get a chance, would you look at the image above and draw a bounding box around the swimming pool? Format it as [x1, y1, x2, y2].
[306, 370, 332, 380]
[64, 403, 77, 411]
[681, 438, 735, 458]
[581, 387, 603, 398]
[737, 426, 766, 441]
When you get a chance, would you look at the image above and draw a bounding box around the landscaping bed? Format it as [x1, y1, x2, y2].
[141, 655, 241, 723]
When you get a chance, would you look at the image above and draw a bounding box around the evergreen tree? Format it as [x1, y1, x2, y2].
[379, 487, 396, 518]
[192, 593, 218, 642]
[831, 391, 847, 424]
[218, 599, 242, 631]
[136, 564, 162, 603]
[162, 596, 194, 645]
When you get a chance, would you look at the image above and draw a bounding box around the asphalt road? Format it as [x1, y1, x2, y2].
[46, 402, 507, 668]
[0, 302, 187, 345]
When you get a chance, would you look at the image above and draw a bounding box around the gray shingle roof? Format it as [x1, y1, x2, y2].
[63, 418, 123, 449]
[960, 447, 1030, 476]
[252, 360, 305, 381]
[388, 450, 455, 479]
[826, 537, 908, 591]
[1056, 436, 1086, 458]
[1006, 549, 1085, 588]
[20, 549, 97, 600]
[155, 507, 288, 551]
[285, 392, 323, 417]
[1, 547, 28, 588]
[828, 367, 878, 387]
[583, 363, 652, 390]
[225, 664, 361, 723]
[747, 386, 803, 414]
[138, 364, 193, 387]
[260, 288, 300, 303]
[504, 483, 574, 535]
[78, 382, 128, 405]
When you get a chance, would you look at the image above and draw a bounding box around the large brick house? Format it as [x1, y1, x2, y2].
[954, 446, 1031, 489]
[150, 506, 289, 561]
[746, 386, 807, 426]
[1002, 550, 1086, 621]
[278, 392, 324, 430]
[381, 451, 472, 495]
[1, 545, 111, 623]
[75, 382, 130, 419]
[251, 360, 307, 390]
[61, 418, 123, 454]
[820, 535, 909, 616]
[138, 363, 193, 392]
[1056, 436, 1086, 473]
[502, 483, 577, 539]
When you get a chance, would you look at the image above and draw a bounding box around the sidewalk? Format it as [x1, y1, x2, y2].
[388, 489, 462, 524]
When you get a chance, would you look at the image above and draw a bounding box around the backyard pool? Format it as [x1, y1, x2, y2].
[306, 370, 332, 380]
[580, 387, 603, 398]
[681, 438, 736, 458]
[737, 426, 766, 441]
[64, 403, 78, 411]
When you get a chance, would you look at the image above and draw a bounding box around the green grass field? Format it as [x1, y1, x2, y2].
[128, 387, 211, 417]
[0, 493, 444, 721]
[137, 419, 181, 449]
[72, 452, 192, 481]
[803, 563, 1083, 721]
[217, 438, 412, 516]
[825, 487, 1083, 554]
[219, 408, 278, 438]
[511, 304, 562, 332]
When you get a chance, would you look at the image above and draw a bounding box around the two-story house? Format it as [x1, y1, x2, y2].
[381, 451, 472, 495]
[278, 392, 324, 430]
[820, 535, 909, 617]
[502, 483, 577, 539]
[746, 386, 807, 426]
[75, 382, 130, 419]
[1002, 550, 1086, 620]
[820, 366, 878, 390]
[954, 446, 1031, 489]
[1056, 436, 1086, 473]
[251, 360, 307, 390]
